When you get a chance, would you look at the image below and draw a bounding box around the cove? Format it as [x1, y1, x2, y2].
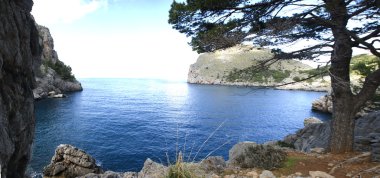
[29, 78, 330, 173]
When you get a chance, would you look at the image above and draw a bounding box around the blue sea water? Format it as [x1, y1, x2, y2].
[30, 78, 330, 173]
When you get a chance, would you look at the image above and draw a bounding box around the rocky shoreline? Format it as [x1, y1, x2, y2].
[39, 112, 380, 178]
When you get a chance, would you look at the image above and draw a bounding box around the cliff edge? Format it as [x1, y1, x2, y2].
[33, 25, 82, 100]
[188, 45, 330, 91]
[0, 0, 40, 177]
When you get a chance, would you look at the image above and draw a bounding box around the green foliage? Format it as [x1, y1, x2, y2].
[282, 156, 304, 170]
[226, 67, 290, 83]
[277, 141, 295, 149]
[300, 65, 329, 77]
[292, 76, 301, 82]
[235, 145, 287, 170]
[43, 60, 75, 81]
[166, 154, 193, 178]
[351, 54, 380, 76]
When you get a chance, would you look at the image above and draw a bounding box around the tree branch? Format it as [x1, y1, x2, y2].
[355, 68, 380, 110]
[347, 30, 380, 57]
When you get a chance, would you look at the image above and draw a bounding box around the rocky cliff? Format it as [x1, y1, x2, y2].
[33, 25, 82, 100]
[0, 0, 40, 177]
[188, 45, 331, 91]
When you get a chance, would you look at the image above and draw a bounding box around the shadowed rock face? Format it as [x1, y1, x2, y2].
[0, 0, 40, 177]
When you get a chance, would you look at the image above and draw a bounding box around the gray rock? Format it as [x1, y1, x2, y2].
[309, 171, 334, 178]
[200, 156, 226, 174]
[228, 143, 286, 170]
[228, 142, 257, 166]
[138, 158, 168, 178]
[259, 170, 276, 178]
[311, 95, 333, 113]
[0, 0, 41, 177]
[310, 148, 326, 154]
[284, 111, 380, 161]
[43, 144, 103, 177]
[80, 171, 138, 178]
[283, 122, 330, 152]
[304, 117, 323, 126]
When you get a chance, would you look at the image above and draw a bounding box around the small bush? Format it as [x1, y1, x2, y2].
[277, 141, 295, 149]
[166, 153, 193, 178]
[235, 145, 287, 170]
[292, 76, 301, 82]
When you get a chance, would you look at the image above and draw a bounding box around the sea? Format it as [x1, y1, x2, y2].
[28, 78, 330, 175]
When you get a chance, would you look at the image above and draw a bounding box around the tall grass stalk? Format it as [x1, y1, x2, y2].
[191, 119, 227, 162]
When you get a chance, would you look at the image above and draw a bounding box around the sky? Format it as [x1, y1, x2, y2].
[31, 0, 199, 80]
[31, 0, 374, 80]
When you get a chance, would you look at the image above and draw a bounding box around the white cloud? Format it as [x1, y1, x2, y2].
[32, 0, 108, 25]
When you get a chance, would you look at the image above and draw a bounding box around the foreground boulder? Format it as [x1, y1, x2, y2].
[284, 112, 380, 161]
[283, 122, 331, 152]
[0, 0, 41, 177]
[138, 158, 168, 178]
[228, 142, 286, 170]
[228, 142, 258, 166]
[44, 144, 103, 177]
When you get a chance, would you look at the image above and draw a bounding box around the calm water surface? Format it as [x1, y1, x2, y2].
[30, 78, 330, 173]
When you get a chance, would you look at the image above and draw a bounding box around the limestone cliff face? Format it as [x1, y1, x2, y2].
[0, 0, 40, 177]
[188, 45, 330, 91]
[33, 25, 82, 99]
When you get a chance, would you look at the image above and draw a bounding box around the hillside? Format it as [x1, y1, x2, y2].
[33, 25, 82, 99]
[188, 45, 330, 91]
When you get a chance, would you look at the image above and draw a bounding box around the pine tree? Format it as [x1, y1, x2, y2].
[169, 0, 380, 153]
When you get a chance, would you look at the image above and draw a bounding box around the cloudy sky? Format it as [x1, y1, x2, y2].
[31, 0, 199, 80]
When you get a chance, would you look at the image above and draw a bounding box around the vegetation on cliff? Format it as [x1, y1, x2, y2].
[43, 59, 75, 81]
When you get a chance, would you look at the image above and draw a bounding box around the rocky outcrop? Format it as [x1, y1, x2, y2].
[0, 0, 41, 177]
[138, 158, 168, 178]
[312, 95, 333, 113]
[200, 156, 226, 174]
[43, 144, 103, 178]
[228, 142, 258, 166]
[283, 122, 331, 152]
[304, 117, 323, 126]
[187, 45, 331, 91]
[33, 25, 82, 100]
[283, 112, 380, 161]
[228, 143, 287, 170]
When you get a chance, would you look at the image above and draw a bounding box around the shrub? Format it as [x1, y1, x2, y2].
[292, 76, 301, 82]
[166, 153, 193, 178]
[277, 141, 295, 149]
[351, 61, 375, 76]
[43, 60, 75, 81]
[235, 145, 287, 170]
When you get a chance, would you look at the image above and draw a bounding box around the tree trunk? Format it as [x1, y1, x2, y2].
[329, 95, 357, 153]
[326, 0, 357, 153]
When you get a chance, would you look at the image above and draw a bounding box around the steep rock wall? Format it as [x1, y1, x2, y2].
[33, 25, 82, 99]
[0, 0, 40, 177]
